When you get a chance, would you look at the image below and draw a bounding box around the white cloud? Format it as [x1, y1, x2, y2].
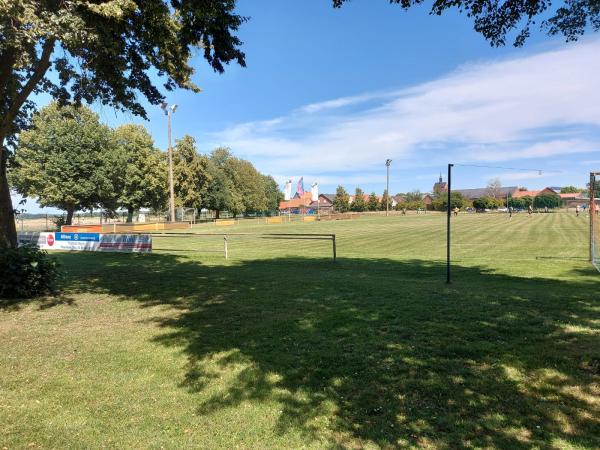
[209, 39, 600, 187]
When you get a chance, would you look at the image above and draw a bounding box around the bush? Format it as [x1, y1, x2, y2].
[534, 193, 561, 209]
[0, 245, 61, 298]
[52, 215, 67, 231]
[432, 192, 467, 211]
[473, 196, 504, 210]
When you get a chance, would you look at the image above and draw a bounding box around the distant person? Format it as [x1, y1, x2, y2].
[576, 204, 580, 217]
[452, 207, 459, 216]
[508, 206, 513, 218]
[528, 205, 533, 216]
[402, 208, 407, 215]
[544, 206, 548, 213]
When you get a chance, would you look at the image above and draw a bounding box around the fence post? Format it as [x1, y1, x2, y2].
[332, 234, 336, 262]
[224, 235, 228, 259]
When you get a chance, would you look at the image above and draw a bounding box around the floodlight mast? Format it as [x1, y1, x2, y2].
[162, 102, 177, 223]
[385, 159, 392, 217]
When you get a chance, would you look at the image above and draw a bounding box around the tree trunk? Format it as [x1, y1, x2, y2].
[215, 210, 220, 219]
[0, 149, 17, 249]
[126, 207, 134, 223]
[66, 206, 75, 225]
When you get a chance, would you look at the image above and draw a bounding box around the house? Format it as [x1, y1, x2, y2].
[559, 192, 593, 208]
[422, 194, 434, 210]
[512, 187, 558, 198]
[391, 195, 405, 208]
[279, 191, 312, 212]
[453, 186, 520, 200]
[307, 193, 335, 212]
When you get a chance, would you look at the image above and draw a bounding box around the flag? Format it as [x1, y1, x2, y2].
[296, 177, 304, 197]
[311, 182, 318, 202]
[284, 180, 292, 201]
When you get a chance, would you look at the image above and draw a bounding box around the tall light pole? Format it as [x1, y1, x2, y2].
[161, 102, 178, 222]
[385, 159, 392, 217]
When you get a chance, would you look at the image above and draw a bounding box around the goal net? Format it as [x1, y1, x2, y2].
[591, 172, 600, 271]
[175, 207, 197, 224]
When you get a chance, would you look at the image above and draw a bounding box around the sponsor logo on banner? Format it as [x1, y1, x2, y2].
[56, 232, 100, 242]
[47, 233, 55, 246]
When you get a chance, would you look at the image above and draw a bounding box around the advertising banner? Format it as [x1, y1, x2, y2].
[17, 232, 152, 253]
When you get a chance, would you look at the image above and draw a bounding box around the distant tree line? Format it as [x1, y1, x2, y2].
[331, 186, 426, 212]
[10, 103, 282, 224]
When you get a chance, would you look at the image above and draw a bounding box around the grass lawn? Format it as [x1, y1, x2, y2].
[1, 212, 599, 449]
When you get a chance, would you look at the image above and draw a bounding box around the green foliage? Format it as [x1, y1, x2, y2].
[173, 136, 211, 211]
[205, 148, 244, 217]
[396, 200, 424, 211]
[534, 193, 561, 209]
[351, 187, 366, 212]
[473, 196, 504, 209]
[52, 215, 67, 232]
[333, 186, 350, 213]
[433, 192, 467, 211]
[0, 244, 60, 298]
[10, 103, 113, 224]
[112, 124, 168, 220]
[262, 175, 284, 213]
[224, 155, 268, 214]
[367, 192, 379, 211]
[561, 185, 582, 194]
[508, 196, 533, 209]
[403, 190, 423, 203]
[333, 0, 600, 47]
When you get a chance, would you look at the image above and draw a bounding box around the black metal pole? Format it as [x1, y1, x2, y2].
[447, 164, 453, 284]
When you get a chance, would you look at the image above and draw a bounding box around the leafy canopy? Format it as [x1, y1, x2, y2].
[333, 185, 350, 213]
[173, 135, 211, 210]
[367, 192, 380, 211]
[0, 0, 246, 143]
[351, 187, 367, 212]
[333, 0, 600, 47]
[10, 103, 112, 222]
[112, 124, 168, 218]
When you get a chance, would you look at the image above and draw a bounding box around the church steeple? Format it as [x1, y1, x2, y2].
[439, 173, 443, 183]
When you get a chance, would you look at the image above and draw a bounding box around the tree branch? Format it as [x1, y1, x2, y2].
[0, 48, 17, 99]
[0, 38, 55, 141]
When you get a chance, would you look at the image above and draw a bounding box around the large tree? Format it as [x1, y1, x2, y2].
[0, 1, 246, 248]
[333, 185, 350, 213]
[172, 135, 211, 211]
[223, 153, 268, 215]
[11, 103, 113, 224]
[367, 192, 380, 211]
[486, 178, 503, 199]
[112, 124, 168, 221]
[205, 148, 243, 218]
[262, 175, 283, 213]
[333, 0, 600, 46]
[351, 187, 367, 212]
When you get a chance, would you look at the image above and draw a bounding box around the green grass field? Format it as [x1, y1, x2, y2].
[2, 212, 599, 449]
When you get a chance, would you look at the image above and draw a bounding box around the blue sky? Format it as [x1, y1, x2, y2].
[14, 0, 600, 213]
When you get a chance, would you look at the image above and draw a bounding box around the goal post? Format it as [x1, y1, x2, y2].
[590, 172, 600, 271]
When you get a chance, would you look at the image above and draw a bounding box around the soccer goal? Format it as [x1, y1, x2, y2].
[175, 207, 197, 224]
[590, 172, 600, 271]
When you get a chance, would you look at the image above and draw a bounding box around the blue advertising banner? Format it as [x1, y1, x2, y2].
[55, 232, 100, 242]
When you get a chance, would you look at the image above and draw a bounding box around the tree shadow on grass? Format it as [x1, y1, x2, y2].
[0, 293, 76, 312]
[58, 253, 600, 447]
